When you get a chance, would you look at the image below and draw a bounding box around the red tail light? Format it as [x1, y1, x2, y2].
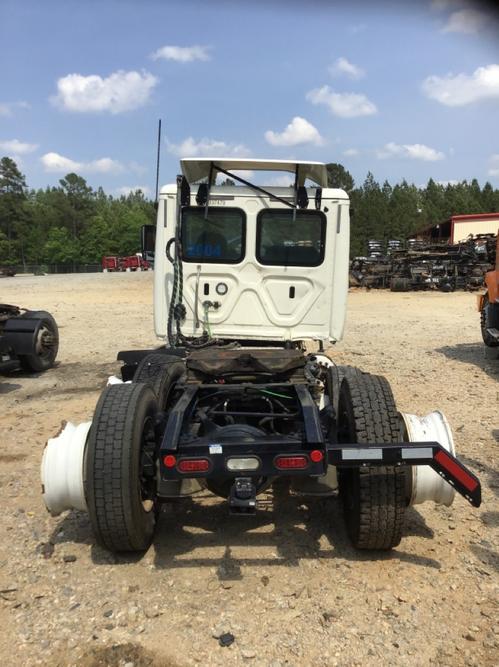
[177, 458, 210, 473]
[310, 449, 324, 463]
[275, 455, 309, 470]
[163, 454, 176, 468]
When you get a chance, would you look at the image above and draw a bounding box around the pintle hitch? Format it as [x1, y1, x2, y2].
[229, 477, 257, 516]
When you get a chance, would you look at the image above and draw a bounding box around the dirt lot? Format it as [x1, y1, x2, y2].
[0, 272, 497, 667]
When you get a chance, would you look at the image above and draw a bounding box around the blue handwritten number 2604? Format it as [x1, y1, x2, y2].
[187, 244, 222, 258]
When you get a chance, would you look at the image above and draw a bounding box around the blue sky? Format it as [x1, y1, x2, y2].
[1, 0, 499, 195]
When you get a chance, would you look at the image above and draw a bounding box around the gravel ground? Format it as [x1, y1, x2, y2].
[0, 272, 497, 667]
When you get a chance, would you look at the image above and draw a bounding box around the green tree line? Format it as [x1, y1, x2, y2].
[0, 157, 155, 267]
[1, 156, 498, 266]
[326, 163, 499, 257]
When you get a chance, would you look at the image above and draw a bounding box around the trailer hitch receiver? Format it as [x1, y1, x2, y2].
[229, 477, 257, 515]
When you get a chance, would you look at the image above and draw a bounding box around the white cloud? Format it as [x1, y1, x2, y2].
[437, 179, 460, 186]
[442, 8, 488, 34]
[166, 136, 251, 158]
[488, 154, 499, 177]
[329, 57, 365, 80]
[343, 148, 360, 157]
[229, 170, 254, 180]
[264, 116, 323, 147]
[51, 70, 157, 114]
[41, 152, 125, 174]
[115, 185, 151, 197]
[128, 161, 148, 176]
[151, 45, 210, 62]
[0, 101, 30, 116]
[268, 175, 294, 187]
[377, 142, 445, 161]
[0, 139, 38, 155]
[306, 85, 377, 118]
[422, 64, 499, 106]
[216, 170, 254, 184]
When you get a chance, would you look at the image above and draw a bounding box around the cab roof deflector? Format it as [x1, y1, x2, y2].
[180, 158, 328, 188]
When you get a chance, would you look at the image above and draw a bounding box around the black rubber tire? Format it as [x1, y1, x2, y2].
[19, 310, 59, 372]
[85, 383, 159, 553]
[337, 367, 406, 550]
[390, 277, 410, 292]
[480, 295, 499, 347]
[133, 353, 185, 409]
[325, 364, 347, 416]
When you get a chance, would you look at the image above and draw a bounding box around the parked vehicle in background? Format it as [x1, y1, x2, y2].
[122, 254, 150, 272]
[0, 304, 59, 373]
[102, 256, 122, 272]
[102, 254, 150, 272]
[477, 232, 499, 347]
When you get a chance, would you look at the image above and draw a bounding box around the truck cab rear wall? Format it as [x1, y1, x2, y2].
[153, 185, 350, 345]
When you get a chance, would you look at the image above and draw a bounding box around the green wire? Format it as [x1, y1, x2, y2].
[260, 389, 294, 400]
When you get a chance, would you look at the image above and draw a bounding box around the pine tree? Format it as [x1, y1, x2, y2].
[0, 157, 28, 263]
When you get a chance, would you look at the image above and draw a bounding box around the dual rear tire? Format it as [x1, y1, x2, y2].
[85, 383, 158, 552]
[86, 354, 185, 552]
[337, 367, 407, 550]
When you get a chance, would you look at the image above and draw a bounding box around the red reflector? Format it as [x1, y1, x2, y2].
[163, 454, 176, 468]
[177, 458, 210, 473]
[434, 450, 478, 492]
[310, 449, 324, 463]
[275, 455, 308, 470]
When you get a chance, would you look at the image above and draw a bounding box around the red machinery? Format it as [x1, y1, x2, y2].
[102, 256, 122, 272]
[102, 255, 150, 272]
[122, 255, 150, 272]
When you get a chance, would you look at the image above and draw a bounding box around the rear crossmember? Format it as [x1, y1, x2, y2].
[159, 441, 481, 508]
[157, 380, 481, 509]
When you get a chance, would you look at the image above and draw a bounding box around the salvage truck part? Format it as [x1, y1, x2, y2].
[1, 304, 59, 373]
[41, 158, 481, 554]
[477, 232, 499, 346]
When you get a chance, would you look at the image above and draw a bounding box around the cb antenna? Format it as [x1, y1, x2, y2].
[155, 118, 162, 204]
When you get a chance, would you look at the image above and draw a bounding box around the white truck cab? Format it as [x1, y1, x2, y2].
[153, 159, 350, 347]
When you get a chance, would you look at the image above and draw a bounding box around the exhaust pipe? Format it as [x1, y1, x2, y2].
[41, 421, 91, 515]
[400, 411, 456, 506]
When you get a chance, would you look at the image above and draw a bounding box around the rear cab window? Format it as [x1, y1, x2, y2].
[181, 207, 245, 263]
[256, 209, 326, 266]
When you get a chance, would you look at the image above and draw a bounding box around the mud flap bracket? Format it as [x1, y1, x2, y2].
[327, 442, 481, 507]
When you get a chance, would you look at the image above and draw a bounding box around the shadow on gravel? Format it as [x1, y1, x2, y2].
[18, 361, 118, 400]
[469, 543, 499, 574]
[47, 512, 144, 566]
[436, 342, 499, 380]
[150, 491, 440, 574]
[51, 642, 177, 667]
[0, 381, 21, 394]
[48, 491, 441, 572]
[459, 453, 499, 499]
